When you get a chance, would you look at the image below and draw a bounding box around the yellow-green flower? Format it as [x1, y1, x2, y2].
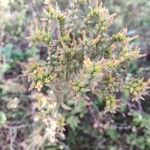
[35, 81, 43, 92]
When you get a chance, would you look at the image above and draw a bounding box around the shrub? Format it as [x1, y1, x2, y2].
[25, 0, 150, 149]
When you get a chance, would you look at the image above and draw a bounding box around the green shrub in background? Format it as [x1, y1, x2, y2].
[0, 0, 27, 42]
[0, 0, 44, 44]
[23, 0, 150, 149]
[0, 44, 38, 76]
[102, 0, 150, 53]
[103, 0, 150, 30]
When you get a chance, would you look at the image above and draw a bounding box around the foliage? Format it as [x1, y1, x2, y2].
[102, 0, 150, 53]
[0, 0, 44, 45]
[0, 43, 39, 149]
[0, 43, 38, 76]
[103, 0, 150, 29]
[23, 0, 150, 149]
[0, 0, 26, 42]
[125, 111, 150, 150]
[0, 0, 150, 149]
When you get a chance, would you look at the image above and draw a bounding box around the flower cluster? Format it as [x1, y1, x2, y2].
[31, 28, 51, 46]
[104, 95, 119, 113]
[124, 78, 150, 101]
[25, 60, 54, 91]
